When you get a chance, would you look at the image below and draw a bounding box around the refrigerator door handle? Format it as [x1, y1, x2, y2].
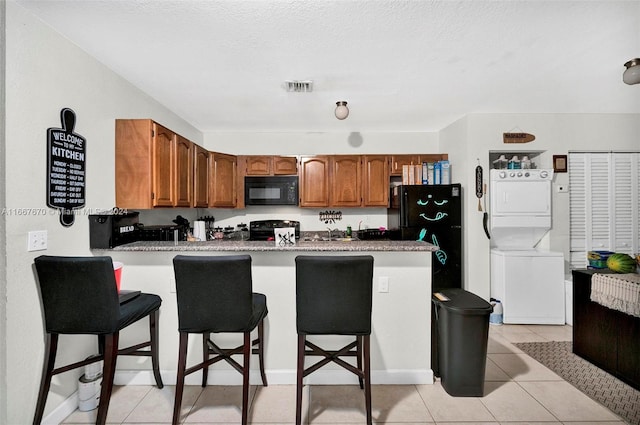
[402, 190, 409, 226]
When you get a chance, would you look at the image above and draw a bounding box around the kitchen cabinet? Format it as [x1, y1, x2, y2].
[193, 144, 209, 208]
[273, 156, 298, 175]
[330, 155, 362, 207]
[362, 155, 389, 206]
[244, 155, 298, 175]
[299, 156, 330, 207]
[116, 119, 178, 208]
[389, 154, 449, 176]
[209, 152, 237, 207]
[174, 136, 193, 208]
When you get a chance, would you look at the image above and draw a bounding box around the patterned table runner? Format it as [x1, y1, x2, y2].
[591, 273, 640, 317]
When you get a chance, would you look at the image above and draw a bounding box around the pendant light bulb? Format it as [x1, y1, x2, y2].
[335, 101, 349, 120]
[623, 58, 640, 85]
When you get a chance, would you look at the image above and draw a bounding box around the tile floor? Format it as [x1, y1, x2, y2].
[62, 324, 627, 424]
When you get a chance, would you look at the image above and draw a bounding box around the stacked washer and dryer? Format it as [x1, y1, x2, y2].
[489, 168, 566, 324]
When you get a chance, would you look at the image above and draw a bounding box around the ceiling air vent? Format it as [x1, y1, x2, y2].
[284, 80, 313, 93]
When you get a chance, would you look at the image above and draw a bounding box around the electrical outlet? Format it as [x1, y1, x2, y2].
[27, 230, 48, 252]
[378, 276, 389, 293]
[169, 277, 176, 293]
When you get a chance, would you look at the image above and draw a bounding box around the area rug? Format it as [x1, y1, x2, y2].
[514, 341, 640, 425]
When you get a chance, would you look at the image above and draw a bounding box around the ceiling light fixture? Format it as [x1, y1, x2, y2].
[335, 101, 349, 120]
[623, 58, 640, 85]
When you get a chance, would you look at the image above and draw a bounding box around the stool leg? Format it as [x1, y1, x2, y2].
[96, 332, 119, 425]
[363, 335, 372, 425]
[295, 334, 305, 425]
[149, 310, 163, 388]
[241, 332, 251, 425]
[173, 332, 188, 425]
[258, 319, 267, 386]
[33, 333, 58, 425]
[357, 335, 364, 389]
[202, 333, 209, 387]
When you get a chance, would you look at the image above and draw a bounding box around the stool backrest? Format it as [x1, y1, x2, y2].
[295, 255, 374, 335]
[34, 256, 121, 334]
[173, 255, 254, 333]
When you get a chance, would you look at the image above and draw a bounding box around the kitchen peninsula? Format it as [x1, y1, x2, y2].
[101, 239, 438, 387]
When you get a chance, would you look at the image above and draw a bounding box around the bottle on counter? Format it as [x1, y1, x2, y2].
[346, 225, 352, 238]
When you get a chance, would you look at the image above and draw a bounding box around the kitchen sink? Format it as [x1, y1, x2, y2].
[302, 237, 357, 242]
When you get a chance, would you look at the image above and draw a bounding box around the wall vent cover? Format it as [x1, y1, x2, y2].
[284, 80, 313, 92]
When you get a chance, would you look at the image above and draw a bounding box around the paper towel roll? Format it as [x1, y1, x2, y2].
[193, 221, 206, 241]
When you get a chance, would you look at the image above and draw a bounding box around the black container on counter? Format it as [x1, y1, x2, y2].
[89, 212, 140, 249]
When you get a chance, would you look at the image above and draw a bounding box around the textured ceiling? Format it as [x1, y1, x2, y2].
[14, 0, 640, 132]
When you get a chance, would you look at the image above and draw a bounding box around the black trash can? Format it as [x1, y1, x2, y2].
[432, 288, 492, 397]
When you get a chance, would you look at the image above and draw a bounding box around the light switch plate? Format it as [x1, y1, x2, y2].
[27, 230, 48, 251]
[378, 276, 389, 293]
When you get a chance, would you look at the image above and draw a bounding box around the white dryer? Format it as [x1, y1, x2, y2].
[489, 169, 565, 324]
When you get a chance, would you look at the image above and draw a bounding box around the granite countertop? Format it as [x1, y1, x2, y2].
[111, 239, 438, 252]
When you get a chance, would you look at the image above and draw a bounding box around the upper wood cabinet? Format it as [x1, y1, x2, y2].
[299, 156, 330, 207]
[209, 152, 237, 208]
[174, 136, 193, 208]
[390, 154, 448, 176]
[193, 144, 209, 208]
[330, 156, 362, 207]
[362, 155, 389, 207]
[273, 156, 298, 175]
[116, 119, 177, 208]
[244, 155, 298, 176]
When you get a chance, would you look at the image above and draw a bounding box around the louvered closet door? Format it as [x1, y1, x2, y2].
[612, 154, 636, 254]
[569, 153, 587, 268]
[569, 152, 640, 268]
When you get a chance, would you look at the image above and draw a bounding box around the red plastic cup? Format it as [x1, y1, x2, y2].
[113, 262, 124, 293]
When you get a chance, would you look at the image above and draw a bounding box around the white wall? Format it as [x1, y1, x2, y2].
[4, 2, 202, 423]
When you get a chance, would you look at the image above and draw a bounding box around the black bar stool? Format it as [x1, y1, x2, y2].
[33, 255, 163, 425]
[172, 255, 268, 425]
[295, 255, 374, 425]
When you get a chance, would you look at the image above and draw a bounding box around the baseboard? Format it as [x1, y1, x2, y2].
[41, 391, 79, 425]
[114, 368, 434, 386]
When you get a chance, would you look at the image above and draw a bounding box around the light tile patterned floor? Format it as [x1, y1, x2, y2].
[62, 325, 627, 424]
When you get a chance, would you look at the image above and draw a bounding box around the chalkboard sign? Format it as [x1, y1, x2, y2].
[46, 108, 86, 226]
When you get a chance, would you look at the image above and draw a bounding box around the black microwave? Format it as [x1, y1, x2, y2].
[244, 176, 298, 206]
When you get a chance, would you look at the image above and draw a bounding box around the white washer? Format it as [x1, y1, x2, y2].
[489, 169, 566, 324]
[490, 248, 565, 324]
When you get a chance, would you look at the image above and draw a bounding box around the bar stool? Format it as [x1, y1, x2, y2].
[33, 255, 163, 425]
[295, 255, 374, 425]
[172, 255, 268, 425]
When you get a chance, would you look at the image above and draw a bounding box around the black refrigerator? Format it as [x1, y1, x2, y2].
[387, 184, 463, 291]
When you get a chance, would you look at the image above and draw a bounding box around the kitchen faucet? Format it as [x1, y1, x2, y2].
[327, 227, 341, 239]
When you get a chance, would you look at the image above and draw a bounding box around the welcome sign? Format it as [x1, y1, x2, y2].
[46, 108, 86, 226]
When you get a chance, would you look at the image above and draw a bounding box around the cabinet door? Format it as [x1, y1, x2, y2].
[174, 136, 193, 207]
[331, 155, 362, 207]
[390, 155, 421, 176]
[209, 152, 237, 207]
[245, 156, 272, 175]
[363, 155, 389, 206]
[299, 156, 329, 207]
[152, 123, 176, 207]
[273, 156, 298, 175]
[193, 144, 209, 207]
[116, 119, 153, 209]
